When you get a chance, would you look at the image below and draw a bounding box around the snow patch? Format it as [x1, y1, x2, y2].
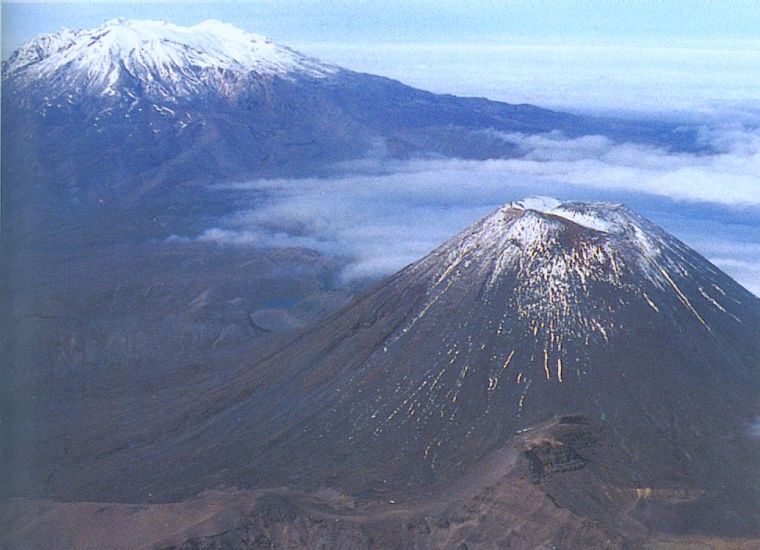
[511, 196, 562, 212]
[418, 197, 735, 340]
[3, 18, 338, 99]
[509, 196, 618, 233]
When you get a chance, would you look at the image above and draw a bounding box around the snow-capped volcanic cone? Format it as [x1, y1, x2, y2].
[46, 198, 760, 535]
[3, 18, 336, 100]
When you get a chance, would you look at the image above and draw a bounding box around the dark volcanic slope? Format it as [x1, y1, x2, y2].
[28, 198, 760, 536]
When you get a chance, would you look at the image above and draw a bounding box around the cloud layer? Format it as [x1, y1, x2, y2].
[299, 41, 760, 121]
[185, 125, 760, 294]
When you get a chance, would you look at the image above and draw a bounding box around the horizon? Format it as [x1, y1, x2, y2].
[5, 1, 760, 45]
[4, 2, 760, 118]
[2, 2, 759, 295]
[4, 6, 760, 545]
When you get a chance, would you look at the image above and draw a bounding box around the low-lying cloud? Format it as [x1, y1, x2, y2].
[484, 127, 760, 205]
[299, 41, 760, 122]
[181, 124, 760, 294]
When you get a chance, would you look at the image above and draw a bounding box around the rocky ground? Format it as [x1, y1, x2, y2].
[3, 418, 759, 549]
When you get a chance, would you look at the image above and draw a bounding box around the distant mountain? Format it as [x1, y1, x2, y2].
[25, 198, 760, 540]
[3, 19, 337, 99]
[1, 19, 698, 243]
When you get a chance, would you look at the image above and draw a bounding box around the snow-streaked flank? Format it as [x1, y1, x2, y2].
[392, 197, 742, 381]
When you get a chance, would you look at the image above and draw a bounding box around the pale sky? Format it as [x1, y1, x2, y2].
[4, 1, 760, 49]
[4, 1, 760, 116]
[3, 1, 760, 293]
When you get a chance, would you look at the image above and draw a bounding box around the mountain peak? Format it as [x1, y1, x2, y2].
[2, 19, 337, 99]
[69, 196, 758, 526]
[465, 197, 659, 260]
[22, 193, 758, 540]
[506, 196, 628, 233]
[419, 197, 744, 340]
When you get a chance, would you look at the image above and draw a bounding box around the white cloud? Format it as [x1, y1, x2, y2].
[189, 125, 760, 292]
[297, 41, 760, 120]
[483, 127, 760, 205]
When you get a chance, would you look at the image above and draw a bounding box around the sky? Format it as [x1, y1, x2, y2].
[4, 1, 760, 116]
[3, 1, 760, 293]
[183, 127, 760, 294]
[4, 1, 760, 117]
[4, 1, 760, 46]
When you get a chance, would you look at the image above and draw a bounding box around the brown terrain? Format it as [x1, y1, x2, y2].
[3, 201, 760, 549]
[3, 419, 759, 549]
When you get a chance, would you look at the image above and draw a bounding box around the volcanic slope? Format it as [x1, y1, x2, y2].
[28, 198, 760, 536]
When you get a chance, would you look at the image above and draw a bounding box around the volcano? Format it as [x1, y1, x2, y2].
[2, 19, 696, 246]
[12, 198, 758, 546]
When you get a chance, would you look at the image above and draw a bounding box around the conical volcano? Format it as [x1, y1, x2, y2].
[38, 198, 760, 537]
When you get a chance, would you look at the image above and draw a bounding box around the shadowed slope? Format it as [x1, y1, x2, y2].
[25, 198, 760, 536]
